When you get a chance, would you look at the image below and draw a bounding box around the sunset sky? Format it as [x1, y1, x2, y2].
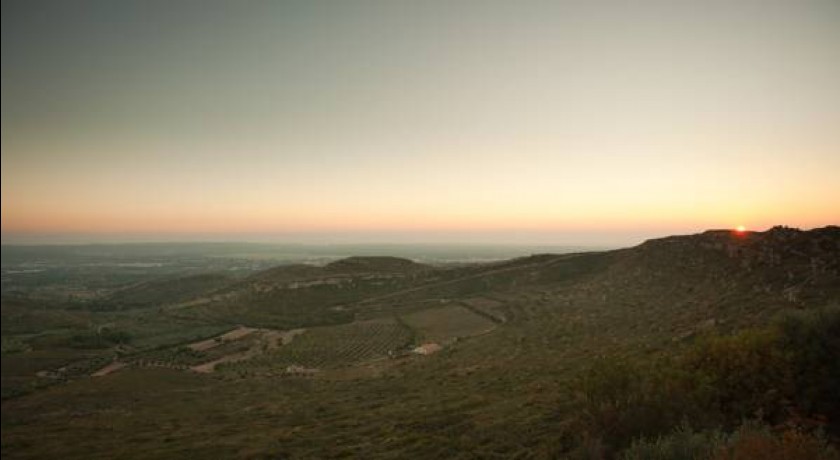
[2, 0, 839, 245]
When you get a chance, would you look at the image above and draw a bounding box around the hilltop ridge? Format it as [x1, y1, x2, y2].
[158, 226, 840, 331]
[633, 226, 840, 301]
[324, 256, 430, 273]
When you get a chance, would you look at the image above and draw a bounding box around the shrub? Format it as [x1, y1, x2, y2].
[66, 327, 132, 349]
[775, 305, 840, 424]
[714, 421, 839, 460]
[681, 328, 793, 423]
[622, 421, 839, 460]
[572, 306, 840, 456]
[574, 359, 710, 454]
[621, 423, 726, 460]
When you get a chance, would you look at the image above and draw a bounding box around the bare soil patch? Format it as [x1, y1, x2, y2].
[91, 361, 128, 377]
[187, 326, 257, 352]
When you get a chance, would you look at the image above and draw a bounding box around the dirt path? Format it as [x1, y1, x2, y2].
[190, 327, 306, 373]
[84, 326, 307, 377]
[91, 361, 128, 377]
[191, 350, 255, 373]
[349, 256, 573, 307]
[264, 328, 306, 348]
[187, 326, 257, 351]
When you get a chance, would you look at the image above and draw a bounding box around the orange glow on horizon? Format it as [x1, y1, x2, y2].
[3, 1, 840, 244]
[1, 199, 837, 238]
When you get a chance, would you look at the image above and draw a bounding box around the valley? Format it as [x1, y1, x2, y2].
[2, 227, 839, 458]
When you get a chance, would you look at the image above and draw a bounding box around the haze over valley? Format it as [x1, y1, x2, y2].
[2, 1, 839, 458]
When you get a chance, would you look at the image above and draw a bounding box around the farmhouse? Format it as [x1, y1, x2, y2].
[285, 365, 319, 376]
[412, 343, 443, 355]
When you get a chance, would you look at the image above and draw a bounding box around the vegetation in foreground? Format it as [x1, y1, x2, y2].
[1, 226, 839, 458]
[574, 305, 840, 458]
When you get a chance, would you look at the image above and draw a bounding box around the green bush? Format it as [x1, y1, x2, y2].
[66, 327, 133, 349]
[775, 305, 840, 423]
[622, 423, 725, 460]
[622, 420, 839, 460]
[715, 420, 839, 460]
[572, 306, 840, 456]
[682, 328, 792, 422]
[574, 358, 712, 454]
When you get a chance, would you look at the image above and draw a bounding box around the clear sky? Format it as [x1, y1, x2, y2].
[2, 0, 839, 246]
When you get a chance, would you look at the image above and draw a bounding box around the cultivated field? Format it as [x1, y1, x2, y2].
[400, 305, 497, 343]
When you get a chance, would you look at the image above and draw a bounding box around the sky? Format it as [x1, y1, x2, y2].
[2, 0, 839, 246]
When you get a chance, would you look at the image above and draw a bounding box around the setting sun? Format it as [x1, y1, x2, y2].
[1, 1, 839, 457]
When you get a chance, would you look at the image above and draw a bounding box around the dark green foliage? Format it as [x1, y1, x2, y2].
[575, 358, 717, 455]
[66, 327, 132, 349]
[715, 421, 839, 460]
[574, 306, 840, 456]
[775, 305, 840, 423]
[683, 305, 840, 430]
[324, 256, 430, 273]
[622, 421, 839, 460]
[106, 273, 232, 309]
[682, 328, 792, 422]
[621, 423, 726, 460]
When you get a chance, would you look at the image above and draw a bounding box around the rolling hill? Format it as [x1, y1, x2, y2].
[2, 226, 838, 459]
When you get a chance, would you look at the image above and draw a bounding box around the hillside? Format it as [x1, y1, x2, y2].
[173, 256, 440, 328]
[2, 227, 839, 459]
[104, 273, 234, 309]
